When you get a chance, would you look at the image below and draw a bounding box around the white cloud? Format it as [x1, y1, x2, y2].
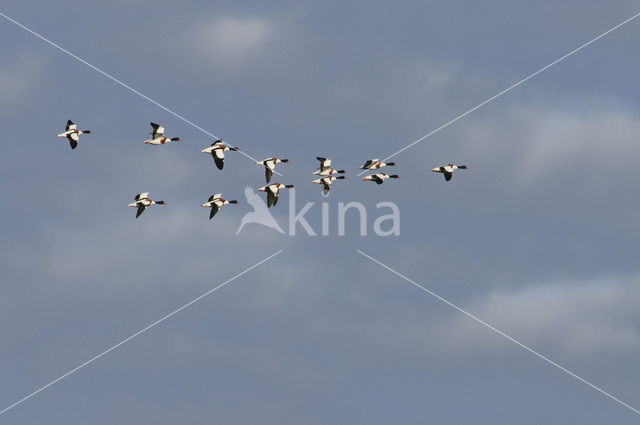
[375, 276, 640, 357]
[460, 99, 640, 184]
[191, 16, 275, 65]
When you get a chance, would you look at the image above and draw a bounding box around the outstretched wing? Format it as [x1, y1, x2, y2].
[443, 172, 452, 182]
[267, 190, 277, 207]
[135, 203, 146, 218]
[209, 204, 219, 219]
[317, 157, 331, 171]
[66, 120, 74, 131]
[322, 179, 331, 192]
[265, 166, 273, 183]
[67, 133, 79, 150]
[135, 192, 149, 201]
[150, 122, 164, 139]
[372, 175, 384, 185]
[212, 149, 225, 170]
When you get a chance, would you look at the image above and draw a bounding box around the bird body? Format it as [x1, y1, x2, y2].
[144, 122, 180, 145]
[313, 157, 345, 176]
[431, 164, 468, 181]
[312, 176, 346, 195]
[57, 119, 91, 149]
[201, 140, 240, 170]
[256, 157, 289, 183]
[362, 173, 400, 185]
[359, 159, 396, 170]
[128, 192, 166, 218]
[258, 183, 295, 207]
[202, 193, 238, 219]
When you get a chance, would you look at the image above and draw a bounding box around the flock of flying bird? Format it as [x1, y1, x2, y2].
[57, 119, 469, 219]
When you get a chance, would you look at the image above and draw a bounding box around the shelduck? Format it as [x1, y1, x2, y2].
[258, 183, 295, 208]
[359, 159, 396, 170]
[201, 193, 238, 219]
[128, 192, 166, 218]
[256, 157, 289, 183]
[201, 139, 240, 170]
[313, 157, 345, 176]
[362, 173, 400, 185]
[431, 164, 468, 181]
[144, 122, 180, 145]
[312, 176, 346, 195]
[57, 119, 91, 150]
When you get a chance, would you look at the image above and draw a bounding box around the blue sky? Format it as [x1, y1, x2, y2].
[1, 1, 640, 423]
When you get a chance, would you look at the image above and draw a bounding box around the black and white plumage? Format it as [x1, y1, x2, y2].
[313, 157, 345, 176]
[312, 176, 346, 195]
[431, 164, 468, 181]
[57, 119, 92, 150]
[128, 192, 166, 218]
[201, 193, 238, 219]
[258, 183, 295, 208]
[144, 122, 180, 145]
[256, 157, 289, 183]
[359, 159, 396, 170]
[201, 140, 240, 170]
[362, 173, 400, 185]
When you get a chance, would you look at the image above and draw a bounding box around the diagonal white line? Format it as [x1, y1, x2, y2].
[356, 249, 640, 416]
[357, 11, 640, 176]
[0, 250, 283, 416]
[0, 10, 282, 176]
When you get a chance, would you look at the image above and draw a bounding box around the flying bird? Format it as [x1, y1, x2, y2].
[362, 173, 400, 185]
[144, 122, 180, 145]
[431, 164, 468, 181]
[57, 119, 91, 150]
[128, 192, 166, 218]
[201, 193, 238, 220]
[258, 183, 295, 207]
[359, 159, 396, 170]
[256, 157, 289, 183]
[312, 176, 346, 195]
[201, 140, 240, 170]
[313, 157, 345, 176]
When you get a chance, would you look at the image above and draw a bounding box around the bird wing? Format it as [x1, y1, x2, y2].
[212, 149, 225, 170]
[265, 167, 273, 183]
[322, 178, 331, 191]
[444, 172, 452, 181]
[136, 203, 146, 218]
[135, 192, 149, 201]
[372, 175, 384, 184]
[66, 120, 75, 131]
[150, 122, 164, 138]
[362, 159, 375, 168]
[67, 134, 79, 149]
[209, 203, 219, 219]
[267, 189, 279, 207]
